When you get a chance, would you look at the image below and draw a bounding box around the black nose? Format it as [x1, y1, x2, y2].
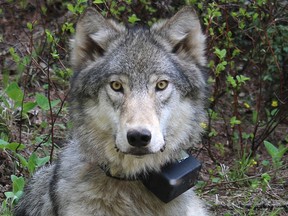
[127, 129, 151, 147]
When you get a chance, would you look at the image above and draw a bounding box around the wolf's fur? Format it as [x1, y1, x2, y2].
[14, 7, 209, 216]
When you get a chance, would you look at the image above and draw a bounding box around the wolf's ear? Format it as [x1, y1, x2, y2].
[71, 8, 125, 71]
[152, 7, 206, 66]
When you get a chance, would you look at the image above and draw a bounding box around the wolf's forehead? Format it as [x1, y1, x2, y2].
[109, 34, 171, 76]
[108, 53, 173, 82]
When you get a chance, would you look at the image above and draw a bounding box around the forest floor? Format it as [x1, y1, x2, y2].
[0, 2, 288, 216]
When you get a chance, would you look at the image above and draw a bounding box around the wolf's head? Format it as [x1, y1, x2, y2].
[70, 7, 207, 177]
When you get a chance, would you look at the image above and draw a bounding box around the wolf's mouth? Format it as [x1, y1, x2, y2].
[121, 147, 154, 156]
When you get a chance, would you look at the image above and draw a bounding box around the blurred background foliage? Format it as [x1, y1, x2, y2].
[0, 0, 287, 215]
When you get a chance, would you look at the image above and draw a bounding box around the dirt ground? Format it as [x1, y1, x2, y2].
[0, 2, 288, 215]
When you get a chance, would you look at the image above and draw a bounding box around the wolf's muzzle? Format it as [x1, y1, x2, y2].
[127, 129, 151, 147]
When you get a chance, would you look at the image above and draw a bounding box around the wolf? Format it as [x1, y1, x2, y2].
[14, 6, 209, 216]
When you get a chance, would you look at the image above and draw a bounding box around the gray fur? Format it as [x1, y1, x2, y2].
[14, 7, 209, 216]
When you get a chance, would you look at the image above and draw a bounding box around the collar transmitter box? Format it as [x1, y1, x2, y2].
[142, 151, 202, 203]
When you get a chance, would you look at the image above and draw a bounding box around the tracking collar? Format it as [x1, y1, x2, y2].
[99, 164, 140, 181]
[99, 151, 202, 203]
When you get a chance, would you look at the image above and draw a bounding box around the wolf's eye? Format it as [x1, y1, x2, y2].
[110, 81, 123, 92]
[156, 80, 169, 91]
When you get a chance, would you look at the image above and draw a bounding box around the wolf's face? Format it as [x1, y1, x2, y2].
[70, 7, 207, 175]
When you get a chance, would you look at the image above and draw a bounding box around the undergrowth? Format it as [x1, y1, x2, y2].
[0, 0, 287, 215]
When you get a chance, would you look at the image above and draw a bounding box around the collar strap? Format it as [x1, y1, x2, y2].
[99, 151, 190, 181]
[99, 164, 140, 181]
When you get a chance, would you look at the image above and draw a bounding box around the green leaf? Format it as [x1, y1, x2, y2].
[93, 0, 104, 3]
[195, 180, 206, 189]
[128, 14, 140, 24]
[28, 153, 38, 174]
[0, 140, 25, 151]
[45, 29, 54, 43]
[36, 156, 50, 167]
[36, 93, 50, 110]
[239, 8, 246, 16]
[276, 146, 288, 160]
[232, 48, 241, 57]
[0, 139, 8, 145]
[252, 13, 259, 21]
[16, 153, 28, 167]
[6, 82, 24, 102]
[252, 110, 258, 124]
[215, 61, 227, 75]
[239, 21, 245, 29]
[261, 173, 271, 182]
[264, 141, 278, 158]
[14, 191, 24, 201]
[271, 108, 278, 116]
[4, 191, 15, 199]
[11, 176, 25, 203]
[51, 99, 61, 108]
[261, 160, 270, 166]
[36, 93, 60, 110]
[36, 93, 49, 110]
[9, 47, 20, 62]
[197, 3, 203, 10]
[242, 132, 252, 140]
[236, 75, 250, 85]
[227, 75, 237, 88]
[62, 22, 75, 34]
[27, 22, 33, 31]
[230, 116, 241, 127]
[28, 153, 50, 174]
[214, 48, 226, 60]
[67, 3, 74, 13]
[23, 101, 37, 113]
[212, 177, 221, 183]
[208, 128, 218, 137]
[51, 51, 59, 59]
[11, 175, 25, 193]
[9, 142, 25, 151]
[250, 179, 259, 189]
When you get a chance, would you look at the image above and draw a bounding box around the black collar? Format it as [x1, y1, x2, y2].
[99, 164, 141, 181]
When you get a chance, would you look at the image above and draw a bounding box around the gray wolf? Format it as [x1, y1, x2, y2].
[14, 6, 209, 216]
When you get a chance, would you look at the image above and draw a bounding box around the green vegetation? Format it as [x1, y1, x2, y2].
[0, 0, 287, 215]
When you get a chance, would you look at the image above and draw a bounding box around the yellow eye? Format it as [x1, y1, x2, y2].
[156, 80, 169, 91]
[110, 81, 123, 92]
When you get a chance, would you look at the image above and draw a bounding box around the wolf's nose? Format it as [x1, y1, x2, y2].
[127, 129, 151, 147]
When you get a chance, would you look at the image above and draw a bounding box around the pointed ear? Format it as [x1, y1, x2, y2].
[71, 8, 125, 71]
[151, 7, 206, 66]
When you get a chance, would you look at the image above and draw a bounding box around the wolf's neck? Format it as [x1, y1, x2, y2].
[99, 163, 141, 181]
